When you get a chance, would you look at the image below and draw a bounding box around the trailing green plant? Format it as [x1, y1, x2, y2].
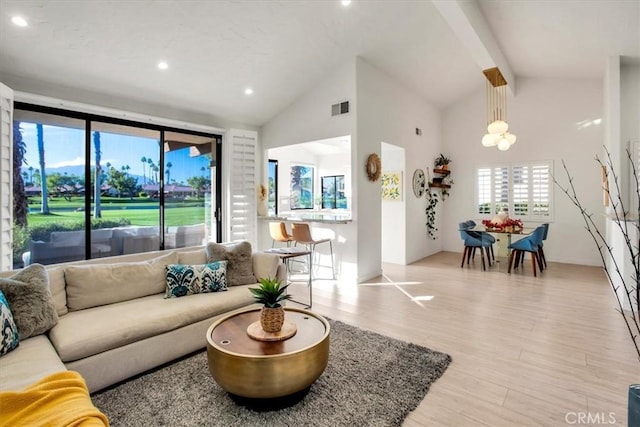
[249, 277, 292, 308]
[425, 189, 439, 240]
[553, 147, 639, 362]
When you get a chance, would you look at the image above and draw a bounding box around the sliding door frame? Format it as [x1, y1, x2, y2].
[13, 101, 223, 258]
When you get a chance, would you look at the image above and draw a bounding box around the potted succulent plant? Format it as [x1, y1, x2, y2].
[434, 154, 452, 170]
[249, 277, 292, 332]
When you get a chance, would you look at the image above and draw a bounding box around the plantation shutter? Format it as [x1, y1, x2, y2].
[0, 83, 14, 271]
[531, 163, 551, 218]
[477, 168, 491, 214]
[226, 129, 257, 246]
[512, 164, 529, 216]
[476, 161, 552, 221]
[493, 166, 509, 214]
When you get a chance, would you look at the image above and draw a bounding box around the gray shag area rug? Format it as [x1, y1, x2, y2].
[92, 319, 452, 427]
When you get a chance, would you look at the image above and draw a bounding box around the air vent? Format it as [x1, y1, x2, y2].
[331, 101, 349, 116]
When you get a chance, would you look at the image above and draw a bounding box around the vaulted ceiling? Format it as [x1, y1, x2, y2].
[0, 1, 638, 126]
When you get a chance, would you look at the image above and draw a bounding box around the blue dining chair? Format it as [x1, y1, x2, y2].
[507, 226, 545, 277]
[538, 223, 549, 268]
[465, 220, 495, 262]
[459, 222, 493, 271]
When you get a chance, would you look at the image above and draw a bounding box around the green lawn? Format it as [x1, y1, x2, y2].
[28, 206, 205, 227]
[26, 195, 206, 227]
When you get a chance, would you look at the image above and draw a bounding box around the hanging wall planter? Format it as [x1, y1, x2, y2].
[425, 188, 439, 240]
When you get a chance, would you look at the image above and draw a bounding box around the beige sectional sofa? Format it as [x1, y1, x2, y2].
[0, 245, 285, 393]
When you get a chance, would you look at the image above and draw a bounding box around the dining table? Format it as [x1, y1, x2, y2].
[472, 226, 534, 262]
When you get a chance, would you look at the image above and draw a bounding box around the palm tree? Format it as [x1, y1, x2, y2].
[201, 166, 206, 176]
[13, 122, 28, 226]
[93, 131, 102, 218]
[141, 156, 147, 184]
[147, 158, 154, 182]
[36, 124, 50, 214]
[152, 164, 159, 183]
[165, 162, 172, 184]
[28, 166, 34, 184]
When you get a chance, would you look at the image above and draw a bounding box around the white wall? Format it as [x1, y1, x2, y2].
[621, 63, 640, 149]
[260, 57, 442, 281]
[1, 74, 254, 132]
[260, 59, 359, 280]
[381, 142, 406, 264]
[441, 77, 604, 266]
[608, 60, 639, 311]
[355, 57, 442, 278]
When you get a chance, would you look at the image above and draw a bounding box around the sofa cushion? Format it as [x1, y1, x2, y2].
[252, 252, 280, 281]
[49, 287, 256, 362]
[164, 261, 228, 298]
[64, 251, 179, 311]
[0, 335, 67, 392]
[177, 249, 207, 265]
[206, 241, 256, 286]
[46, 267, 68, 316]
[0, 290, 20, 356]
[0, 264, 58, 340]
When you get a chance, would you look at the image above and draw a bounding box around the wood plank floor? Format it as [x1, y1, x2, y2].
[286, 251, 639, 426]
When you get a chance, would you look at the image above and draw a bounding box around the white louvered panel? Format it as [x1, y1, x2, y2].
[532, 164, 551, 218]
[512, 165, 529, 216]
[493, 166, 509, 214]
[226, 130, 257, 246]
[477, 168, 491, 215]
[0, 83, 14, 271]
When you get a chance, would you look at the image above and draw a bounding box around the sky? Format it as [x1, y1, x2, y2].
[19, 123, 211, 184]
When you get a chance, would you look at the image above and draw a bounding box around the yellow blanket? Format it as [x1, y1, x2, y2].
[0, 371, 109, 427]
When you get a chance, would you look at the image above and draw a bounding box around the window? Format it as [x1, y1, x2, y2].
[268, 159, 278, 215]
[290, 165, 314, 210]
[321, 175, 346, 209]
[476, 161, 553, 221]
[11, 103, 221, 268]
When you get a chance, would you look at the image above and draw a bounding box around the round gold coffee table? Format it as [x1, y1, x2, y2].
[206, 307, 330, 399]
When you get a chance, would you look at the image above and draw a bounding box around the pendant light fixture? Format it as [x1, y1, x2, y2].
[482, 67, 516, 151]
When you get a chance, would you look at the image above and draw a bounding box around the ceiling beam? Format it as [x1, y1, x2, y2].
[432, 0, 516, 95]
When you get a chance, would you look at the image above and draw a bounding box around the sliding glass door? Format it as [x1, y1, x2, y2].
[11, 103, 222, 267]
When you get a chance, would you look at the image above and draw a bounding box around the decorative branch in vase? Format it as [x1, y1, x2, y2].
[554, 148, 639, 361]
[555, 147, 640, 425]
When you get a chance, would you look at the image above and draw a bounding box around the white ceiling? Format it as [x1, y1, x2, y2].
[0, 1, 638, 127]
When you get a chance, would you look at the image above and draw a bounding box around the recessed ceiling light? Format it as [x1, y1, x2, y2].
[157, 61, 168, 70]
[244, 88, 254, 96]
[341, 0, 352, 6]
[11, 16, 28, 27]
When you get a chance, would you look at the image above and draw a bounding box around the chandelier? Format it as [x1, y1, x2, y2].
[481, 67, 516, 151]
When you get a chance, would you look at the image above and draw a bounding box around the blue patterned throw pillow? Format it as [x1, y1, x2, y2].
[165, 261, 228, 298]
[0, 290, 20, 356]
